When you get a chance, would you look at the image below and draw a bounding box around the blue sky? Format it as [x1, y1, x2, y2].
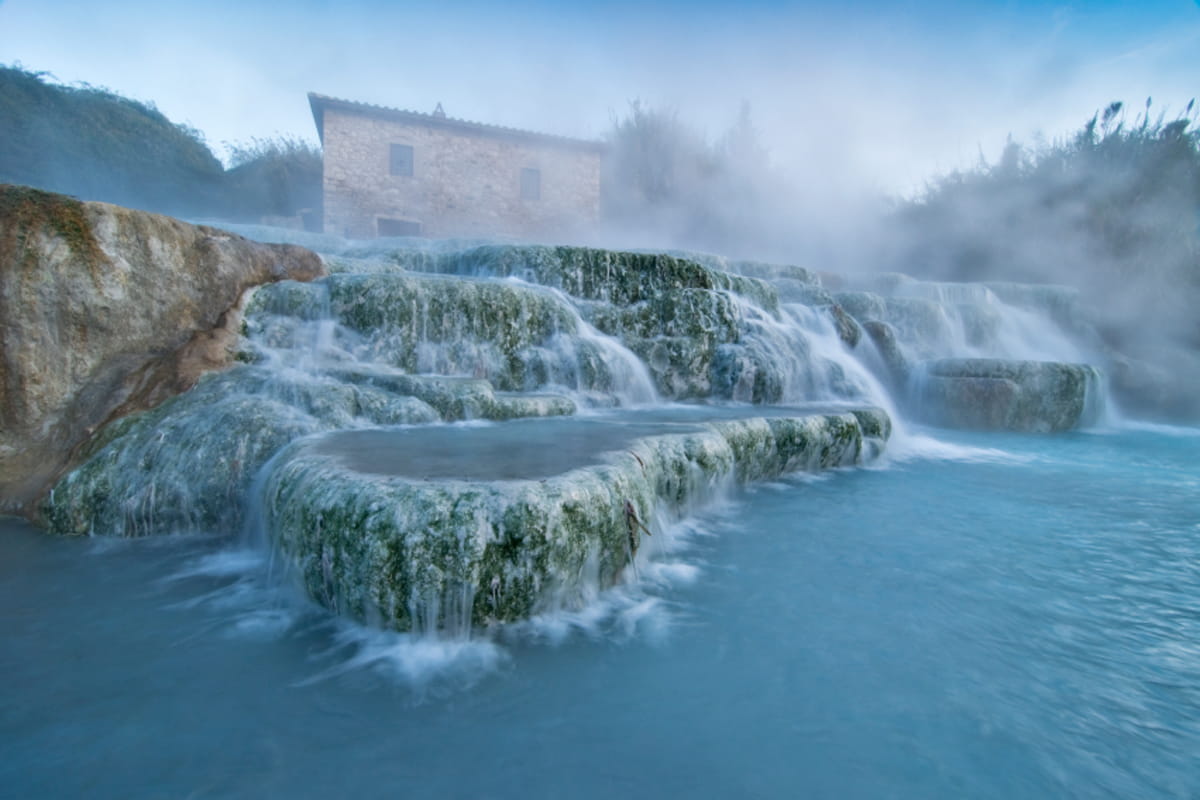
[1, 0, 1197, 195]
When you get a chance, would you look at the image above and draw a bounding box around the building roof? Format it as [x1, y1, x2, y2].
[308, 93, 606, 153]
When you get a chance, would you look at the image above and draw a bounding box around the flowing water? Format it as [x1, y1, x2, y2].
[7, 241, 1194, 796]
[3, 423, 1197, 798]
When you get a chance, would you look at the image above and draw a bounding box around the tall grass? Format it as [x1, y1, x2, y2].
[0, 65, 225, 215]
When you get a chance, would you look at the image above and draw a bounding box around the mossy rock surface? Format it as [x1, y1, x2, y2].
[250, 246, 819, 405]
[39, 365, 442, 535]
[0, 185, 107, 277]
[377, 244, 778, 310]
[41, 356, 580, 536]
[347, 244, 807, 402]
[249, 273, 642, 397]
[264, 409, 891, 632]
[918, 358, 1101, 432]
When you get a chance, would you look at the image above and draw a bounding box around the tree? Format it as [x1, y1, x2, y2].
[601, 99, 776, 254]
[223, 136, 322, 223]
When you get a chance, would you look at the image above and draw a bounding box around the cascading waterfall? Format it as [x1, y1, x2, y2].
[12, 217, 1196, 799]
[41, 239, 1112, 635]
[892, 279, 1094, 363]
[523, 283, 660, 407]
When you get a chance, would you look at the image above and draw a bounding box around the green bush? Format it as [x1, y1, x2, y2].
[223, 136, 322, 223]
[887, 99, 1200, 351]
[0, 64, 226, 216]
[0, 65, 322, 224]
[602, 100, 775, 252]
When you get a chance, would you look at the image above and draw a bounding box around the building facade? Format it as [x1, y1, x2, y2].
[309, 93, 604, 239]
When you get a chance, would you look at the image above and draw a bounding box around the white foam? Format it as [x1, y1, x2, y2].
[615, 597, 670, 641]
[1113, 420, 1200, 438]
[883, 430, 1034, 465]
[519, 584, 679, 646]
[508, 514, 722, 649]
[643, 561, 702, 586]
[294, 622, 510, 694]
[162, 549, 267, 581]
[226, 608, 296, 640]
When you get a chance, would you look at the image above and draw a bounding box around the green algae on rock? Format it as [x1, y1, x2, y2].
[0, 185, 108, 277]
[247, 272, 656, 403]
[39, 365, 442, 535]
[326, 243, 846, 403]
[39, 359, 585, 536]
[917, 358, 1102, 432]
[263, 409, 891, 632]
[360, 243, 779, 310]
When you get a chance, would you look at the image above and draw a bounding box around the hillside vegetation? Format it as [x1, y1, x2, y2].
[602, 100, 781, 254]
[4, 62, 1196, 373]
[0, 65, 319, 221]
[886, 100, 1200, 352]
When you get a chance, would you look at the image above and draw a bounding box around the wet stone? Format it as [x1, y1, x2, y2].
[311, 417, 703, 481]
[267, 409, 892, 632]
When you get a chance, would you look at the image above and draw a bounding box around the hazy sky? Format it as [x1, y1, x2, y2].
[2, 0, 1197, 195]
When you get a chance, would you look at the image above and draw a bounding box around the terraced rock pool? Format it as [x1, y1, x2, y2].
[2, 422, 1197, 798]
[310, 403, 864, 480]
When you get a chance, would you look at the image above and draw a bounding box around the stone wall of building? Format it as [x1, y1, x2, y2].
[321, 108, 601, 239]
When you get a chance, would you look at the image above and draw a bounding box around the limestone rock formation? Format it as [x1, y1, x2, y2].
[346, 243, 870, 404]
[861, 320, 910, 390]
[23, 212, 1123, 632]
[264, 410, 890, 632]
[0, 185, 324, 516]
[917, 358, 1101, 432]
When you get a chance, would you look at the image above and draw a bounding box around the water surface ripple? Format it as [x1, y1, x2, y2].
[1, 427, 1197, 798]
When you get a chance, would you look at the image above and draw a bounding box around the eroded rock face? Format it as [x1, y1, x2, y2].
[917, 358, 1102, 432]
[0, 186, 324, 516]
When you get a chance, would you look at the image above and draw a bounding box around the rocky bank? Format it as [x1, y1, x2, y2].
[2, 192, 1134, 631]
[0, 185, 324, 515]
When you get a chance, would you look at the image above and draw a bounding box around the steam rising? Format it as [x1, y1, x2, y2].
[2, 0, 1198, 417]
[877, 100, 1200, 418]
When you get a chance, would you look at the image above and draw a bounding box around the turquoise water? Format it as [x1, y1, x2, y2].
[2, 425, 1197, 798]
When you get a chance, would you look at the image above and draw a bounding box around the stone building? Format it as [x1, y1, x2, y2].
[308, 93, 604, 239]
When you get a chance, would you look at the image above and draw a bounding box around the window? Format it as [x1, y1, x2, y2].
[378, 218, 421, 237]
[520, 167, 541, 201]
[389, 144, 414, 177]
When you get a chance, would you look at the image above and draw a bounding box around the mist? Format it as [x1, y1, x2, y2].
[873, 101, 1200, 418]
[3, 1, 1196, 176]
[2, 0, 1198, 411]
[8, 5, 1200, 790]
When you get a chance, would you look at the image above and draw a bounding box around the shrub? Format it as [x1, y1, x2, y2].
[886, 99, 1200, 351]
[223, 136, 323, 223]
[0, 65, 323, 224]
[0, 64, 225, 216]
[601, 100, 776, 253]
